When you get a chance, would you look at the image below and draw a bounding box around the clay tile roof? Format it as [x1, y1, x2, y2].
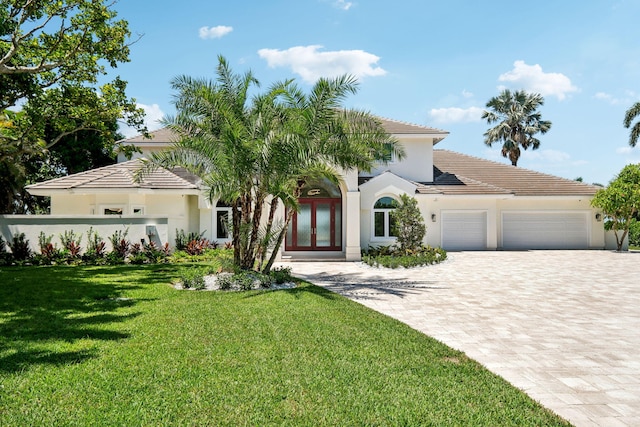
[432, 150, 600, 196]
[26, 159, 199, 192]
[375, 117, 449, 136]
[118, 127, 178, 144]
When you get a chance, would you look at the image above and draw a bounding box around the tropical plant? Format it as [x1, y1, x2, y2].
[481, 89, 552, 166]
[623, 102, 640, 147]
[390, 194, 426, 253]
[8, 232, 31, 261]
[143, 56, 402, 273]
[591, 163, 640, 251]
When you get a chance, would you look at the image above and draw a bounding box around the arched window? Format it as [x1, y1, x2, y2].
[215, 201, 232, 240]
[373, 197, 398, 238]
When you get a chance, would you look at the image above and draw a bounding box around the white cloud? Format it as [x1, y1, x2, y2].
[595, 92, 617, 104]
[198, 25, 233, 39]
[616, 146, 633, 154]
[462, 89, 474, 98]
[498, 60, 578, 100]
[119, 103, 165, 138]
[258, 45, 386, 83]
[429, 106, 483, 124]
[333, 0, 353, 10]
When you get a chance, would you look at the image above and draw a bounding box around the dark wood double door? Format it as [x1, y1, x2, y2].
[285, 198, 342, 251]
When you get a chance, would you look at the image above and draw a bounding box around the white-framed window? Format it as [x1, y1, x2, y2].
[100, 205, 125, 215]
[372, 196, 398, 239]
[131, 205, 145, 215]
[215, 201, 232, 240]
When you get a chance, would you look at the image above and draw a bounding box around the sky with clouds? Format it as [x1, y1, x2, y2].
[113, 0, 640, 185]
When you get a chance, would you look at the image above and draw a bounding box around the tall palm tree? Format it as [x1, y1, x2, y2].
[623, 101, 640, 147]
[481, 89, 552, 166]
[142, 56, 402, 272]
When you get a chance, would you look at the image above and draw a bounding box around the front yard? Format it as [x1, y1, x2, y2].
[0, 263, 569, 426]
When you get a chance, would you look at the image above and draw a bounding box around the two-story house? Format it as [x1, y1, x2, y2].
[24, 117, 607, 258]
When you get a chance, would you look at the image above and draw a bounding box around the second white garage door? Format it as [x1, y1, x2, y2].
[502, 212, 589, 249]
[441, 211, 487, 250]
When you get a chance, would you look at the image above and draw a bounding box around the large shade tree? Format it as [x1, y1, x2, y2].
[591, 163, 640, 251]
[481, 89, 552, 166]
[143, 56, 402, 272]
[0, 0, 146, 213]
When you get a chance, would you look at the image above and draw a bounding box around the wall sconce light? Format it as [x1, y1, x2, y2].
[595, 213, 602, 222]
[431, 213, 437, 222]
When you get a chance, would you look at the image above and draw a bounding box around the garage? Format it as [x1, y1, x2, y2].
[441, 211, 487, 250]
[502, 211, 590, 249]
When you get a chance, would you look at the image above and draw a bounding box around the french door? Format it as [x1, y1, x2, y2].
[285, 198, 342, 251]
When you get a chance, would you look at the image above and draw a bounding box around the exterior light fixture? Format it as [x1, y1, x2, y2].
[431, 213, 437, 222]
[595, 213, 602, 222]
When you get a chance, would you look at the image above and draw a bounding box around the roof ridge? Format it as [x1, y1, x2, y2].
[376, 116, 449, 134]
[434, 149, 601, 190]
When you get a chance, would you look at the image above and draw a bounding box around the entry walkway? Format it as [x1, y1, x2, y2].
[287, 251, 640, 427]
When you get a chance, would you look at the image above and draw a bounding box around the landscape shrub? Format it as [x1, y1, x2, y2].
[59, 230, 82, 262]
[8, 233, 31, 262]
[36, 232, 63, 265]
[629, 218, 640, 248]
[108, 229, 130, 264]
[128, 243, 146, 265]
[270, 266, 293, 284]
[390, 194, 426, 253]
[180, 267, 207, 290]
[175, 229, 205, 251]
[0, 236, 11, 265]
[84, 227, 107, 264]
[362, 245, 447, 269]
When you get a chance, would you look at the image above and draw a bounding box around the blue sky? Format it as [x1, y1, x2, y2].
[112, 0, 640, 185]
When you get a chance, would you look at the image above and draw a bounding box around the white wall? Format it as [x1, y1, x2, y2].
[0, 215, 171, 253]
[366, 137, 434, 182]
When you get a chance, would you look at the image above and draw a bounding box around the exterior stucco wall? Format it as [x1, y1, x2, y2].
[0, 215, 171, 253]
[359, 192, 607, 252]
[46, 192, 199, 248]
[366, 137, 434, 182]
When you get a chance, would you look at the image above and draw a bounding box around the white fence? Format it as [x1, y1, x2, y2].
[0, 215, 179, 253]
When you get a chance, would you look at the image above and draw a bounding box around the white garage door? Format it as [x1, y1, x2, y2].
[502, 212, 589, 249]
[442, 211, 487, 250]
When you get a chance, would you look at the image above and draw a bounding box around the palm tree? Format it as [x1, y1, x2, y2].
[142, 56, 402, 272]
[623, 101, 640, 147]
[481, 89, 552, 166]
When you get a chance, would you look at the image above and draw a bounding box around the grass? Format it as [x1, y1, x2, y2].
[0, 262, 570, 426]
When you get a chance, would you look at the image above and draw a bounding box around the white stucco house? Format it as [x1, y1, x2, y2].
[17, 117, 610, 259]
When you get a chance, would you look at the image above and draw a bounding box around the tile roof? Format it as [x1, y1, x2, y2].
[432, 150, 600, 196]
[119, 127, 178, 144]
[119, 117, 449, 145]
[26, 159, 199, 192]
[359, 150, 600, 197]
[374, 117, 449, 136]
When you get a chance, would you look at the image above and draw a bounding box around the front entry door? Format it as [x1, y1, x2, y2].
[285, 198, 341, 251]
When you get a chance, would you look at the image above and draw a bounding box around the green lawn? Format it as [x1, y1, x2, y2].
[0, 264, 570, 426]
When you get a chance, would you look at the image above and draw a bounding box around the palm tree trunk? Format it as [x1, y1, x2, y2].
[243, 191, 265, 270]
[262, 184, 303, 274]
[232, 199, 241, 266]
[257, 196, 279, 268]
[262, 207, 295, 274]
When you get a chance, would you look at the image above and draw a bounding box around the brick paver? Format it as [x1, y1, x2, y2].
[285, 251, 640, 427]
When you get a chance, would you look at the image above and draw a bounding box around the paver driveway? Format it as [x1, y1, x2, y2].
[286, 250, 640, 427]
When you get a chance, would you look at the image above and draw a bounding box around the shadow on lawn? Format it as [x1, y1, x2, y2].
[0, 265, 165, 374]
